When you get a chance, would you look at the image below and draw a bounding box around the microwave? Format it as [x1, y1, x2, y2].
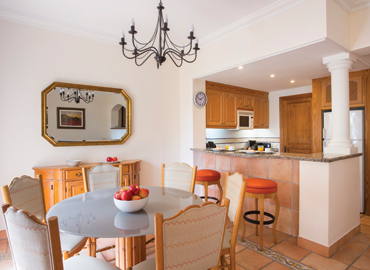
[236, 110, 254, 130]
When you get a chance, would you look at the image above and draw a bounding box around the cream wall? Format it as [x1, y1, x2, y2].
[0, 19, 180, 230]
[350, 6, 370, 53]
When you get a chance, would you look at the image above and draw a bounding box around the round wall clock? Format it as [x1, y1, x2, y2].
[194, 91, 207, 108]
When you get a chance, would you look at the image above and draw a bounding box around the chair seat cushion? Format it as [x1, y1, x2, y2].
[60, 232, 88, 253]
[196, 169, 221, 182]
[245, 178, 277, 194]
[64, 255, 120, 270]
[222, 229, 232, 250]
[132, 257, 156, 269]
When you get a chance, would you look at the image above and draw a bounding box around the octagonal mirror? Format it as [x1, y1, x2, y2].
[42, 82, 131, 147]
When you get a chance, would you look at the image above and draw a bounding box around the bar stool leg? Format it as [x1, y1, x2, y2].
[217, 182, 223, 205]
[258, 196, 264, 251]
[203, 182, 209, 202]
[272, 194, 280, 244]
[255, 198, 259, 236]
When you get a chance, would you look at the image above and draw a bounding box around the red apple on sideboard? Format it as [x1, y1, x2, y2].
[121, 190, 133, 201]
[106, 157, 113, 162]
[129, 185, 140, 195]
[112, 157, 118, 162]
[139, 188, 149, 199]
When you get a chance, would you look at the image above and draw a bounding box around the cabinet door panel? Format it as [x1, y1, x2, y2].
[66, 181, 85, 198]
[43, 180, 54, 213]
[206, 90, 223, 126]
[254, 97, 269, 128]
[223, 93, 237, 127]
[66, 170, 83, 180]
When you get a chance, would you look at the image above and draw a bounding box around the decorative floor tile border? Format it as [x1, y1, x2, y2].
[236, 236, 314, 270]
[0, 252, 11, 262]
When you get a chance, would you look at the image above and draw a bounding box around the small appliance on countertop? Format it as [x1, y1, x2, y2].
[264, 143, 272, 152]
[247, 140, 257, 150]
[206, 141, 216, 148]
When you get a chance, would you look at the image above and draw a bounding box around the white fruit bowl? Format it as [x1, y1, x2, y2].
[113, 196, 149, 213]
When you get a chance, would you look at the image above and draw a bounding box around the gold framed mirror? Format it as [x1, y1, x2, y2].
[42, 82, 131, 147]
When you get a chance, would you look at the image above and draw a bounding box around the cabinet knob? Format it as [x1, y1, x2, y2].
[245, 105, 249, 107]
[76, 172, 82, 177]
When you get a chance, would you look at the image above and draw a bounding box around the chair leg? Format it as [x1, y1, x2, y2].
[217, 182, 223, 205]
[255, 198, 259, 236]
[91, 237, 97, 257]
[204, 182, 209, 202]
[87, 238, 91, 256]
[63, 251, 69, 260]
[241, 211, 246, 242]
[272, 194, 280, 244]
[258, 197, 264, 251]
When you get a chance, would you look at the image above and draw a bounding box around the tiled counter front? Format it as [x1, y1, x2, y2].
[193, 151, 299, 236]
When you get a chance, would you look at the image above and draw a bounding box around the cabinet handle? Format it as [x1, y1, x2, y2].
[51, 185, 53, 190]
[65, 187, 67, 193]
[245, 105, 249, 107]
[76, 172, 82, 177]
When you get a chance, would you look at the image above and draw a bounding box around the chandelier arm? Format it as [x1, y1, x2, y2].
[166, 53, 183, 68]
[135, 48, 156, 60]
[135, 51, 157, 66]
[164, 33, 192, 50]
[122, 47, 138, 60]
[163, 48, 183, 61]
[180, 51, 198, 64]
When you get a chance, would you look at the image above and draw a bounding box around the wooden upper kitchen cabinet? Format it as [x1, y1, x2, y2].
[206, 81, 268, 129]
[206, 89, 237, 128]
[33, 160, 141, 212]
[321, 75, 364, 108]
[254, 97, 269, 128]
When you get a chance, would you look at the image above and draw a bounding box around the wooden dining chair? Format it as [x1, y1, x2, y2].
[2, 203, 120, 270]
[128, 198, 230, 270]
[82, 164, 122, 257]
[161, 162, 197, 193]
[1, 175, 88, 260]
[218, 172, 247, 270]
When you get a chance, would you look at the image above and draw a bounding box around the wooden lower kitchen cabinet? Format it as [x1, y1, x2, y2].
[33, 159, 141, 212]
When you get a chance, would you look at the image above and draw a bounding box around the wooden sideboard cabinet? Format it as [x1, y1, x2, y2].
[33, 160, 141, 212]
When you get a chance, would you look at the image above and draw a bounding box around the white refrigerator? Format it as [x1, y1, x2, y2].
[322, 109, 365, 212]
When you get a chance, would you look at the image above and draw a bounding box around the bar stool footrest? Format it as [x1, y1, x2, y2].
[243, 210, 275, 225]
[200, 196, 220, 204]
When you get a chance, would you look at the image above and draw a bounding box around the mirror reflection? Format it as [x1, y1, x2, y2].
[42, 82, 131, 147]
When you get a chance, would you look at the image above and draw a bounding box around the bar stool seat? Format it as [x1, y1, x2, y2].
[242, 178, 280, 251]
[195, 169, 223, 204]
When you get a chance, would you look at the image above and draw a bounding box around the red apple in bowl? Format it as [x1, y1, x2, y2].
[132, 195, 141, 200]
[129, 185, 140, 195]
[120, 187, 129, 191]
[106, 157, 113, 162]
[139, 188, 149, 199]
[114, 191, 122, 200]
[121, 190, 132, 201]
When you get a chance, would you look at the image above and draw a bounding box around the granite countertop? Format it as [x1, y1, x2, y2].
[191, 148, 362, 163]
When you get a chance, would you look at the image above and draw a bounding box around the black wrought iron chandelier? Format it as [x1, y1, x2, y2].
[59, 87, 94, 104]
[119, 1, 200, 68]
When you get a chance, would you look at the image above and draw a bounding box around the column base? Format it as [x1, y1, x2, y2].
[324, 147, 358, 155]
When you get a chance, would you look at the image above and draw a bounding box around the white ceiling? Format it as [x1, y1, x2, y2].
[1, 0, 370, 92]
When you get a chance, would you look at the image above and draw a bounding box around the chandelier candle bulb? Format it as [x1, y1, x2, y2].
[131, 18, 135, 26]
[121, 31, 125, 38]
[164, 14, 168, 23]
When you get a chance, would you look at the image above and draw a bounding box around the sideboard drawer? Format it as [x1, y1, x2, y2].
[66, 170, 83, 179]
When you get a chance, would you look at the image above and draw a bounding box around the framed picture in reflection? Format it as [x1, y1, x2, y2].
[57, 107, 85, 129]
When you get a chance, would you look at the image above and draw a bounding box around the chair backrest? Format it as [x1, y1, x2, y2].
[82, 164, 122, 192]
[154, 199, 230, 270]
[161, 163, 197, 193]
[2, 204, 63, 270]
[223, 172, 247, 250]
[1, 175, 46, 222]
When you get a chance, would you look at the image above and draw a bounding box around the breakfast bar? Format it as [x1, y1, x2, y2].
[192, 148, 362, 257]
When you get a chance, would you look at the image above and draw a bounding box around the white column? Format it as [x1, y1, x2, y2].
[323, 53, 357, 155]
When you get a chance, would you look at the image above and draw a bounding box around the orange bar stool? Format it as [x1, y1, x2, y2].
[242, 178, 280, 251]
[195, 169, 223, 204]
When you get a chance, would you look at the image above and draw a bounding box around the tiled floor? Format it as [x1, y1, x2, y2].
[2, 216, 370, 269]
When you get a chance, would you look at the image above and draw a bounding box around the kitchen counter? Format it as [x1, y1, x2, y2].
[192, 147, 361, 257]
[191, 148, 362, 163]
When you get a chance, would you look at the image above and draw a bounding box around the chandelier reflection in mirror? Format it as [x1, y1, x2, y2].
[119, 1, 200, 68]
[59, 87, 94, 104]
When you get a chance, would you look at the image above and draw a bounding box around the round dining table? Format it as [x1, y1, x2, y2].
[47, 186, 204, 268]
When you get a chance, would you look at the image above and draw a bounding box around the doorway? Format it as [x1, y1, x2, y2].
[280, 93, 313, 154]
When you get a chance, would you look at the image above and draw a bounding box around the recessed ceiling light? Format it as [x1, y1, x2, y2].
[270, 74, 275, 77]
[291, 80, 295, 83]
[238, 66, 243, 69]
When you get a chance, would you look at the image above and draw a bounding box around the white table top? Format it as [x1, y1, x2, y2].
[46, 186, 203, 238]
